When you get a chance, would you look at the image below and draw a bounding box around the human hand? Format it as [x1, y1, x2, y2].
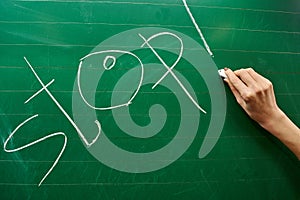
[224, 68, 283, 130]
[224, 67, 300, 159]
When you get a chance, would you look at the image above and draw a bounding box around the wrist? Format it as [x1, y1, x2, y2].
[259, 108, 286, 135]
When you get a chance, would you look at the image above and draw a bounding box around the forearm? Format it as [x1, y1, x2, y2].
[261, 109, 300, 159]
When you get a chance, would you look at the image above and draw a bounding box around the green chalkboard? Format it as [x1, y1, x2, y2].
[1, 0, 300, 199]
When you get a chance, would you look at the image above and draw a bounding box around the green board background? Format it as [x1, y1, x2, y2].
[1, 0, 300, 199]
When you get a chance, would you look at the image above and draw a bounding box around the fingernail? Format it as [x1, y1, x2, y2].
[224, 67, 228, 71]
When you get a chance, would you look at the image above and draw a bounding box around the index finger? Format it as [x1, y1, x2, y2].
[225, 68, 248, 94]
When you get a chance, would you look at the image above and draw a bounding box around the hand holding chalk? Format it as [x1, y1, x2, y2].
[224, 68, 300, 159]
[224, 68, 279, 126]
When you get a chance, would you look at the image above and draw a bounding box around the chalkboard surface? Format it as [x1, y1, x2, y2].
[1, 0, 300, 199]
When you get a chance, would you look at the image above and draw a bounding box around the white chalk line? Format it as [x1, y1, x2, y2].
[139, 32, 184, 89]
[24, 79, 55, 104]
[139, 32, 206, 114]
[3, 114, 67, 187]
[78, 50, 144, 110]
[12, 0, 300, 15]
[182, 0, 213, 57]
[103, 55, 116, 70]
[3, 20, 300, 35]
[24, 57, 101, 147]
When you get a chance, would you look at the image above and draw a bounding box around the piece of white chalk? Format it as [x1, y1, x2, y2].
[218, 69, 227, 79]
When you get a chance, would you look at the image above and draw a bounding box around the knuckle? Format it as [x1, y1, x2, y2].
[253, 88, 261, 95]
[247, 67, 255, 73]
[253, 85, 262, 93]
[263, 80, 273, 91]
[241, 91, 254, 102]
[266, 80, 273, 88]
